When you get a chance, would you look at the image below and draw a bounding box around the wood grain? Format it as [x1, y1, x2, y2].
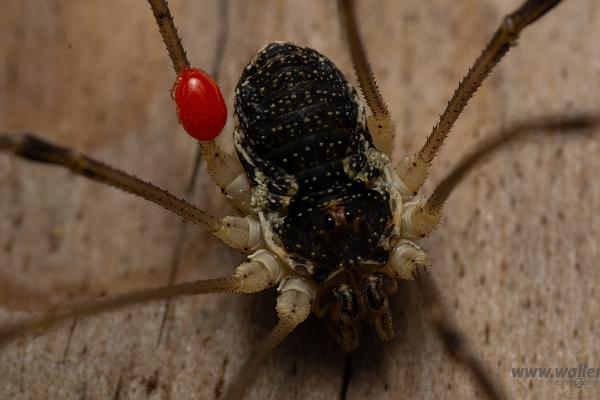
[1, 1, 599, 399]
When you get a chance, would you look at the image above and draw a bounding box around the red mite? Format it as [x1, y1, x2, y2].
[171, 68, 227, 141]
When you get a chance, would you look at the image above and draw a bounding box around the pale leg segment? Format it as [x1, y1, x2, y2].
[225, 278, 314, 400]
[384, 239, 429, 279]
[200, 140, 252, 213]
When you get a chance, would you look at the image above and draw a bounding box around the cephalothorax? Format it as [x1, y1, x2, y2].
[1, 0, 598, 399]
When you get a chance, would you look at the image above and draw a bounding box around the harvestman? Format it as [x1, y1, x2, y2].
[0, 0, 598, 398]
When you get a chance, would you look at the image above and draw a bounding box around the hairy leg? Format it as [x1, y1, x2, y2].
[402, 113, 600, 238]
[396, 0, 564, 195]
[0, 133, 258, 251]
[0, 257, 283, 347]
[338, 0, 395, 157]
[148, 0, 251, 210]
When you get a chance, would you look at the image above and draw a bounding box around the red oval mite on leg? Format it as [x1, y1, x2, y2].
[172, 68, 227, 141]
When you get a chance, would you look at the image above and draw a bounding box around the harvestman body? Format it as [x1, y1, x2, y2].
[0, 0, 598, 398]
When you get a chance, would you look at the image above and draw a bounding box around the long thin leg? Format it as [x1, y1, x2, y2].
[414, 266, 506, 400]
[0, 259, 277, 347]
[338, 0, 395, 156]
[396, 0, 564, 195]
[424, 114, 600, 217]
[225, 288, 312, 400]
[157, 0, 233, 347]
[147, 0, 189, 74]
[148, 0, 248, 203]
[0, 133, 253, 251]
[402, 113, 600, 238]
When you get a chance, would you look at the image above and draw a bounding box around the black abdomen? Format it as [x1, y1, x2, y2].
[234, 42, 372, 209]
[234, 43, 392, 284]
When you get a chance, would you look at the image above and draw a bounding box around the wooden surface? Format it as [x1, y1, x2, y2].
[1, 1, 600, 399]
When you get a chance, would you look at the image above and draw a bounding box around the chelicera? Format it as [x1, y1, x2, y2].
[0, 0, 598, 399]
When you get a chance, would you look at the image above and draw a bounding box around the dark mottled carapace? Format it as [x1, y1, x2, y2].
[234, 42, 392, 283]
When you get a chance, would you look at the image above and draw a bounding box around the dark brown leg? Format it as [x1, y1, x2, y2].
[397, 0, 565, 195]
[0, 133, 252, 250]
[0, 258, 280, 347]
[156, 0, 233, 347]
[338, 0, 395, 156]
[147, 0, 189, 74]
[148, 0, 246, 199]
[424, 113, 600, 217]
[402, 113, 600, 238]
